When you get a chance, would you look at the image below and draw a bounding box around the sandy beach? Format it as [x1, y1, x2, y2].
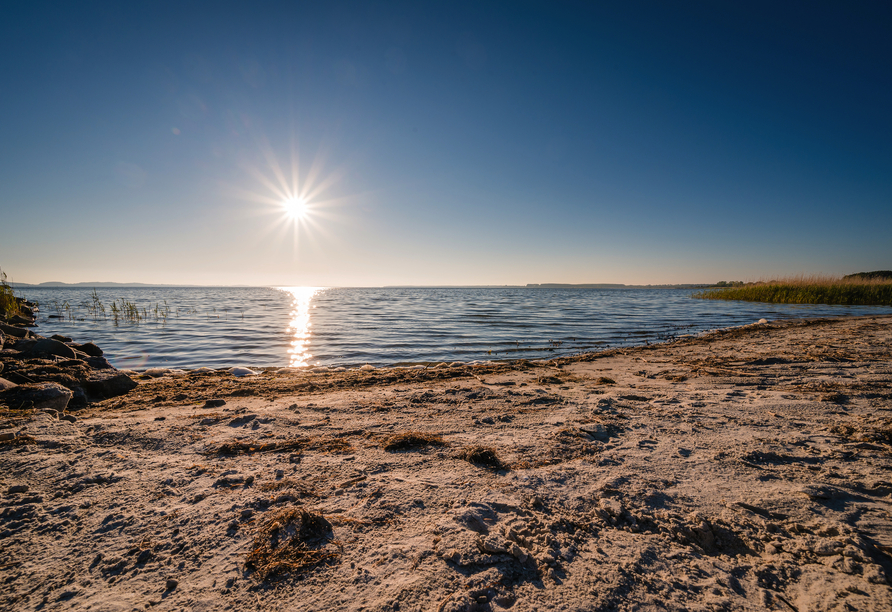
[2, 314, 891, 611]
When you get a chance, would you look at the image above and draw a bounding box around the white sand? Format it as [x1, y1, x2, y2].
[1, 315, 891, 611]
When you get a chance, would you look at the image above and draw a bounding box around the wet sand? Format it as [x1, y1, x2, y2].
[2, 315, 891, 611]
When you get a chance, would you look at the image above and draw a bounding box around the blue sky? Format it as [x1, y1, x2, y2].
[1, 1, 890, 285]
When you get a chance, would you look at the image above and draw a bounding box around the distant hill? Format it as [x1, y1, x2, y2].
[843, 271, 892, 281]
[11, 281, 187, 288]
[526, 283, 710, 289]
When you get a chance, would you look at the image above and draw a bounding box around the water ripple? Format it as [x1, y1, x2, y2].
[21, 286, 892, 370]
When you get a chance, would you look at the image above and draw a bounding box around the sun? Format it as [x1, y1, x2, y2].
[283, 197, 308, 220]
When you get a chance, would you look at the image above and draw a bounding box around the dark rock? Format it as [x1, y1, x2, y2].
[8, 315, 35, 327]
[84, 371, 137, 400]
[85, 356, 115, 370]
[203, 399, 226, 408]
[12, 338, 37, 352]
[60, 414, 77, 423]
[0, 323, 28, 339]
[51, 334, 73, 343]
[76, 342, 103, 357]
[28, 338, 77, 359]
[0, 382, 72, 412]
[165, 579, 178, 591]
[7, 484, 28, 494]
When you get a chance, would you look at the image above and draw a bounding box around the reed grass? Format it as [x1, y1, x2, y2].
[694, 275, 892, 306]
[0, 268, 21, 318]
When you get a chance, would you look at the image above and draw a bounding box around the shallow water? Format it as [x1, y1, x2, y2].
[17, 286, 892, 370]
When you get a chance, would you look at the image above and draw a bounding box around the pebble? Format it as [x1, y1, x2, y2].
[7, 484, 28, 494]
[229, 367, 257, 377]
[165, 578, 178, 591]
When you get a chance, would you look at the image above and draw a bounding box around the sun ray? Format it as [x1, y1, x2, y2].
[222, 128, 363, 272]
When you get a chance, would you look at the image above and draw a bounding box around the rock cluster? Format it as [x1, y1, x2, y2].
[0, 300, 136, 413]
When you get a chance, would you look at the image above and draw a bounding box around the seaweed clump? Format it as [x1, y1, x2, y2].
[210, 439, 304, 456]
[245, 508, 340, 581]
[382, 431, 447, 451]
[459, 445, 508, 471]
[207, 436, 353, 457]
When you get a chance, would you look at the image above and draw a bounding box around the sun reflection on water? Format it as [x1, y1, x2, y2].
[279, 287, 322, 367]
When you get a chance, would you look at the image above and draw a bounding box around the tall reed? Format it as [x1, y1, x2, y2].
[0, 268, 19, 318]
[693, 275, 892, 306]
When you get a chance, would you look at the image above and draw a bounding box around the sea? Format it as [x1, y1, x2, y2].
[14, 286, 892, 371]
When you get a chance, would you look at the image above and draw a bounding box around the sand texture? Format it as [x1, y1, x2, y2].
[2, 315, 891, 611]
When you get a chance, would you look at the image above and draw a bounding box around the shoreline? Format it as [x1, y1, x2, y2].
[2, 314, 891, 610]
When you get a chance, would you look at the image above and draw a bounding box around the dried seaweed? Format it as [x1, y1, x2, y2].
[0, 434, 37, 448]
[305, 436, 354, 454]
[382, 431, 447, 451]
[259, 479, 317, 497]
[459, 445, 508, 471]
[209, 439, 304, 456]
[245, 508, 340, 581]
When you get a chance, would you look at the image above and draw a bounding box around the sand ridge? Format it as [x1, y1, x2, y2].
[1, 315, 891, 611]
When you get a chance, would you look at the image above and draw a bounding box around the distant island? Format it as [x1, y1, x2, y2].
[524, 283, 709, 289]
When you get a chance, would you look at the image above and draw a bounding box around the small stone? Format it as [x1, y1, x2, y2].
[77, 342, 104, 357]
[244, 475, 255, 486]
[7, 484, 28, 494]
[203, 399, 226, 408]
[60, 414, 77, 423]
[275, 469, 284, 479]
[240, 509, 254, 520]
[165, 578, 178, 591]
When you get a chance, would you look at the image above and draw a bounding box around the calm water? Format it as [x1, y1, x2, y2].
[16, 286, 892, 370]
